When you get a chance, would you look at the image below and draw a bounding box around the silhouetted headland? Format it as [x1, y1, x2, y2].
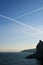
[21, 48, 36, 53]
[26, 40, 43, 60]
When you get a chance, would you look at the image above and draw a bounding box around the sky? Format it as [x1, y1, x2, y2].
[0, 0, 43, 52]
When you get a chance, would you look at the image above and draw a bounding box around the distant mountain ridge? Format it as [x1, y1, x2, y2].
[21, 48, 36, 53]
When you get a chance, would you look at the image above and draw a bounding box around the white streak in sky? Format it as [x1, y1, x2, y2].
[16, 7, 43, 19]
[0, 14, 43, 34]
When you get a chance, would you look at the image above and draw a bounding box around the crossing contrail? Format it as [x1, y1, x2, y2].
[16, 7, 43, 19]
[0, 14, 43, 34]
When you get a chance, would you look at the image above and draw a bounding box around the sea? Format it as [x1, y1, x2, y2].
[0, 52, 43, 65]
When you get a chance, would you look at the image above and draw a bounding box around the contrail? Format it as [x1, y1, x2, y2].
[0, 14, 43, 34]
[16, 7, 43, 19]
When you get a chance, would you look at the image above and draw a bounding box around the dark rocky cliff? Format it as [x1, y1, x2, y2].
[26, 40, 43, 60]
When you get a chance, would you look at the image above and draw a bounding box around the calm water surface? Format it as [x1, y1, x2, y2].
[0, 52, 42, 65]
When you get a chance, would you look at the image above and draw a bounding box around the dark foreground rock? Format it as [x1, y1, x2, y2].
[26, 40, 43, 60]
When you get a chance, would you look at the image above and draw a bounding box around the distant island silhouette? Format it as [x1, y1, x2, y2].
[25, 40, 43, 60]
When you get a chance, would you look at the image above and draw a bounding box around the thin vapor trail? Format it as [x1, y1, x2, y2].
[0, 14, 43, 34]
[16, 7, 43, 19]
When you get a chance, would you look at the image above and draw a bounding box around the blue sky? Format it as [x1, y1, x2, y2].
[0, 0, 43, 52]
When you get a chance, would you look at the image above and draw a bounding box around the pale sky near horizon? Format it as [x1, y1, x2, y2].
[0, 0, 43, 52]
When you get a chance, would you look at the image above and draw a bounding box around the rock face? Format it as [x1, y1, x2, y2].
[36, 40, 43, 59]
[26, 40, 43, 59]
